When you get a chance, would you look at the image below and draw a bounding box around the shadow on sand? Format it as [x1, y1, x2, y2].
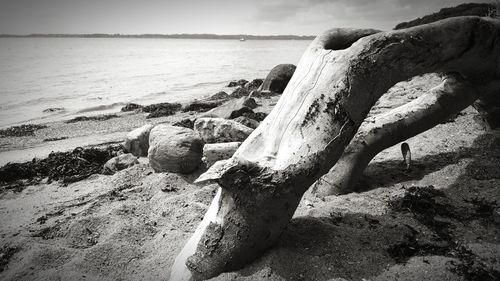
[227, 132, 500, 281]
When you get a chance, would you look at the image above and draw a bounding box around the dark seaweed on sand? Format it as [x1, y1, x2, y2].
[143, 102, 182, 119]
[0, 124, 48, 138]
[142, 102, 182, 113]
[65, 114, 119, 123]
[0, 145, 123, 188]
[0, 246, 19, 272]
[388, 185, 500, 281]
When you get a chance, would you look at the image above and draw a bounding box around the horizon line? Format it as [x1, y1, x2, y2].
[0, 33, 317, 40]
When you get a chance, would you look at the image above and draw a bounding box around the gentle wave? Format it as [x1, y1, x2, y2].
[0, 37, 311, 127]
[76, 102, 126, 113]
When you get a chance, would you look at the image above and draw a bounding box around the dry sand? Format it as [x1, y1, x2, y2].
[1, 75, 499, 280]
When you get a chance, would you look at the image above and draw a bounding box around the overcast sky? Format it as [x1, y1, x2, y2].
[0, 0, 489, 35]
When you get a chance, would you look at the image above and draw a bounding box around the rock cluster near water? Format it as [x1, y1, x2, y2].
[116, 64, 296, 174]
[0, 63, 297, 188]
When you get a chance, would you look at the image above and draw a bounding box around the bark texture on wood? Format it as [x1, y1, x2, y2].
[170, 17, 500, 281]
[473, 91, 500, 129]
[312, 74, 500, 196]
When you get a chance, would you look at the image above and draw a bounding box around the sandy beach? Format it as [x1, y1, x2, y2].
[1, 73, 499, 280]
[2, 1, 500, 280]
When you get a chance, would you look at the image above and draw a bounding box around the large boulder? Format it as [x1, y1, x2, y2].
[202, 97, 257, 119]
[202, 142, 241, 167]
[194, 118, 254, 143]
[124, 124, 154, 157]
[259, 64, 296, 94]
[102, 153, 139, 175]
[148, 125, 204, 173]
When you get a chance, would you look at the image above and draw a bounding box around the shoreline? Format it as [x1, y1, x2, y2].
[0, 81, 278, 166]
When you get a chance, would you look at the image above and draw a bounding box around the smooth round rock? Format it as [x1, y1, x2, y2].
[148, 125, 204, 173]
[124, 124, 154, 157]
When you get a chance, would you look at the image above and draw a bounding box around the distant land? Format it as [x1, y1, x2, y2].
[0, 33, 316, 40]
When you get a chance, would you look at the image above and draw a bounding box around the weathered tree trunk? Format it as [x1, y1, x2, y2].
[312, 74, 500, 196]
[170, 17, 500, 281]
[473, 91, 500, 129]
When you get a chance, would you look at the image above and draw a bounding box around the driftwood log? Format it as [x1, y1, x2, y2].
[313, 73, 500, 196]
[474, 91, 500, 129]
[170, 17, 500, 280]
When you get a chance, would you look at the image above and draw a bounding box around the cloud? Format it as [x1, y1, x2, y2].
[250, 0, 488, 32]
[0, 0, 489, 35]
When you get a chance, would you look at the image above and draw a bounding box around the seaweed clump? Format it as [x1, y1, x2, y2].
[388, 185, 500, 281]
[65, 114, 118, 123]
[0, 124, 47, 138]
[0, 145, 123, 190]
[0, 246, 19, 272]
[143, 102, 182, 119]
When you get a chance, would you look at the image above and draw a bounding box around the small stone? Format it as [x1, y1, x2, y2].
[102, 153, 139, 175]
[208, 91, 230, 100]
[230, 86, 250, 98]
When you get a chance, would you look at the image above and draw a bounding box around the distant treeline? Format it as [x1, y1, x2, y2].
[0, 33, 315, 40]
[394, 3, 494, 29]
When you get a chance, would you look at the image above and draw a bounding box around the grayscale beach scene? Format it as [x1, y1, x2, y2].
[1, 1, 499, 281]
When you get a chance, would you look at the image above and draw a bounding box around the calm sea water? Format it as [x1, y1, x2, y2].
[0, 38, 311, 128]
